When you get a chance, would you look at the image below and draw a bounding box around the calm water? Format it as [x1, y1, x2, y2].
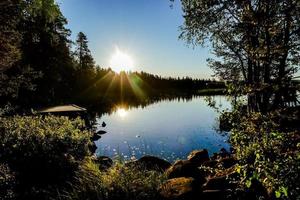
[95, 96, 230, 162]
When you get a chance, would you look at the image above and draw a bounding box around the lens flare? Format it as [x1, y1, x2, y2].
[110, 48, 134, 73]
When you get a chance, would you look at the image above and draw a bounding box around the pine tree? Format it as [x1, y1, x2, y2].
[75, 32, 94, 70]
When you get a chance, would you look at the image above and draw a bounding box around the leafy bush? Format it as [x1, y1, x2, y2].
[0, 115, 92, 199]
[230, 112, 300, 199]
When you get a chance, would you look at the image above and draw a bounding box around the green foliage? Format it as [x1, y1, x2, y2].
[63, 160, 166, 200]
[230, 112, 300, 199]
[0, 115, 92, 199]
[0, 0, 21, 71]
[0, 0, 39, 113]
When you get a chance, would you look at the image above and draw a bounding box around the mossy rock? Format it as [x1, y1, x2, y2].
[159, 177, 201, 200]
[187, 149, 209, 166]
[166, 160, 206, 184]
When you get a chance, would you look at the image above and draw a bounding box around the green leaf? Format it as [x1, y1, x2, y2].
[256, 153, 260, 159]
[280, 186, 288, 197]
[275, 191, 281, 198]
[246, 180, 252, 188]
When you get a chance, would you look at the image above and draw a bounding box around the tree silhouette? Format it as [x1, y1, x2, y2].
[75, 32, 94, 70]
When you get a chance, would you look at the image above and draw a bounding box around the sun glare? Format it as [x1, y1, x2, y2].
[110, 48, 134, 73]
[117, 108, 128, 119]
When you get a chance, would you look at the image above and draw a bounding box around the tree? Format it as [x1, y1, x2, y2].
[19, 0, 76, 105]
[75, 32, 95, 70]
[0, 0, 20, 72]
[0, 0, 38, 114]
[179, 0, 300, 111]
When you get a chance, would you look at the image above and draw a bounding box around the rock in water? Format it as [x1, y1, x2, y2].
[132, 155, 171, 172]
[187, 149, 209, 166]
[96, 130, 107, 135]
[96, 156, 113, 170]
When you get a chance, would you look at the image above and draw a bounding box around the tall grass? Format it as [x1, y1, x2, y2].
[62, 159, 166, 200]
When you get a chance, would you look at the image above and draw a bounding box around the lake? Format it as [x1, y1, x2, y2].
[95, 96, 230, 162]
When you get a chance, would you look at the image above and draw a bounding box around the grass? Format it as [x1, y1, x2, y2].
[62, 159, 167, 200]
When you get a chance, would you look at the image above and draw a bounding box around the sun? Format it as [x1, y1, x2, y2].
[109, 48, 134, 73]
[117, 108, 128, 119]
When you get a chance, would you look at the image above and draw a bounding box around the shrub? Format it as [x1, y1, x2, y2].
[0, 115, 92, 199]
[230, 112, 300, 199]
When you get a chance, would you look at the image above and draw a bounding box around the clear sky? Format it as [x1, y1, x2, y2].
[58, 0, 214, 78]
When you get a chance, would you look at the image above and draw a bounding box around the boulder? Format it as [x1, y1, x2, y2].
[159, 177, 201, 200]
[166, 160, 206, 184]
[187, 149, 209, 166]
[128, 155, 171, 172]
[96, 156, 113, 170]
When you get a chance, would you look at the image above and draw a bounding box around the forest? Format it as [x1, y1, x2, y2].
[0, 0, 299, 200]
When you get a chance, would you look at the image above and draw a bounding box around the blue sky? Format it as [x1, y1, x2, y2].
[58, 0, 214, 78]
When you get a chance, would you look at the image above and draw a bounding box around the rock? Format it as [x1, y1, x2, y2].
[129, 155, 171, 172]
[96, 130, 107, 135]
[219, 157, 237, 169]
[187, 149, 209, 166]
[159, 177, 201, 200]
[96, 156, 113, 170]
[166, 160, 206, 184]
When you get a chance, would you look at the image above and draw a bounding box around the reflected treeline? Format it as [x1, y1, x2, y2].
[86, 93, 225, 123]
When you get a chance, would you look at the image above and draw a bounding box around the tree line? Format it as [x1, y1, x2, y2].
[0, 0, 224, 114]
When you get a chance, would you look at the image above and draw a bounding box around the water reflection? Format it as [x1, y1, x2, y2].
[94, 95, 230, 162]
[116, 108, 128, 119]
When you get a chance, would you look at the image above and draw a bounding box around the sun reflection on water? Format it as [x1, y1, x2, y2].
[116, 108, 128, 119]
